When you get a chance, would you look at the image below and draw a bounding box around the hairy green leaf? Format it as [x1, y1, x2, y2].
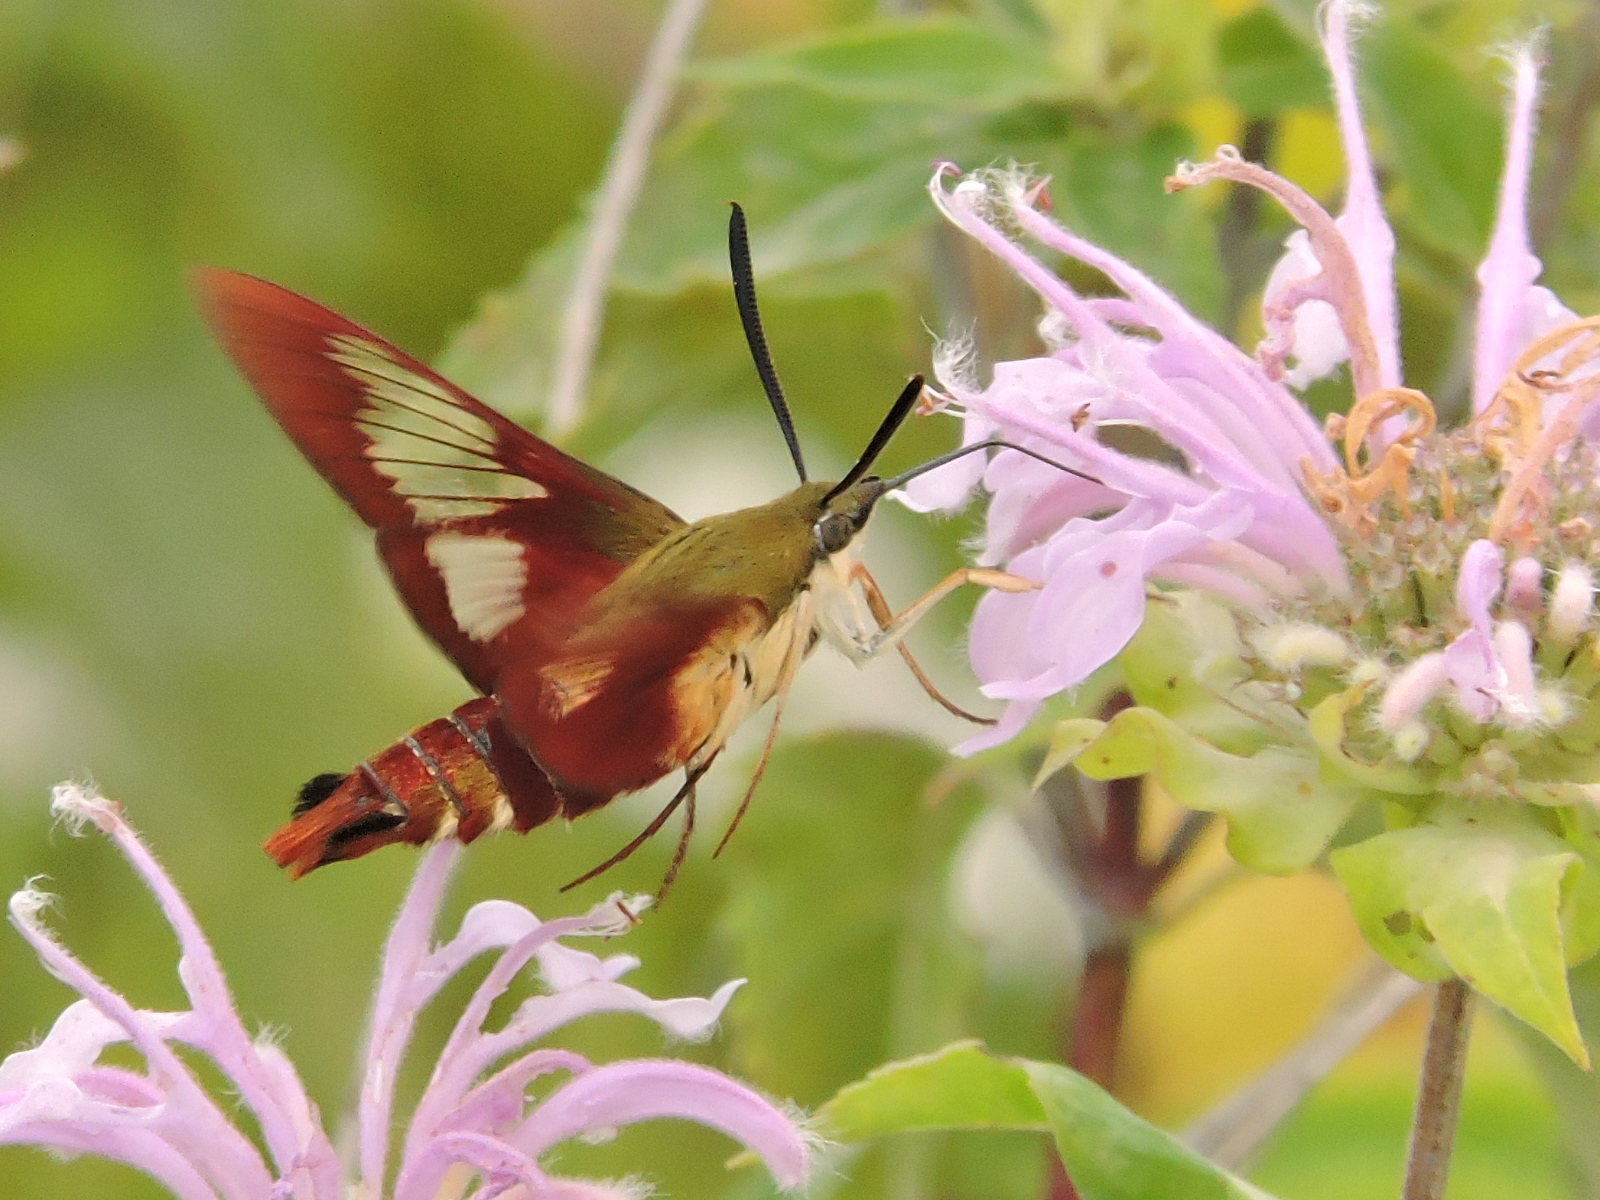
[1333, 805, 1600, 1065]
[691, 18, 1063, 111]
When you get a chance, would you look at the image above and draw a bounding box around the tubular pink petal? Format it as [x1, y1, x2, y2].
[0, 1098, 222, 1200]
[1457, 539, 1507, 628]
[511, 1060, 809, 1190]
[1507, 555, 1545, 619]
[1005, 188, 1337, 479]
[441, 1049, 592, 1142]
[954, 697, 1042, 757]
[935, 178, 1288, 494]
[981, 500, 1251, 700]
[1491, 620, 1541, 726]
[1151, 562, 1274, 607]
[1472, 42, 1574, 413]
[395, 1130, 549, 1200]
[893, 409, 996, 513]
[8, 834, 280, 1200]
[1320, 0, 1401, 388]
[0, 999, 132, 1088]
[423, 979, 747, 1141]
[48, 786, 339, 1194]
[359, 839, 462, 1192]
[1442, 540, 1509, 722]
[1379, 652, 1451, 731]
[1444, 632, 1503, 723]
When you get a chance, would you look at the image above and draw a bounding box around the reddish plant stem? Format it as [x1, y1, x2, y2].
[1045, 692, 1163, 1200]
[1069, 943, 1135, 1089]
[1400, 978, 1474, 1200]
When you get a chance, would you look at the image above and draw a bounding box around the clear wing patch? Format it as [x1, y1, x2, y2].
[424, 532, 528, 643]
[327, 334, 547, 524]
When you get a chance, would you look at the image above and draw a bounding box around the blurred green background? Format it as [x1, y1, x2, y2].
[2, 0, 1599, 1196]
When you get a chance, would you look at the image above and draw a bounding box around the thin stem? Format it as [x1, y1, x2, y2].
[1182, 958, 1423, 1169]
[1046, 940, 1133, 1200]
[1401, 978, 1475, 1200]
[545, 0, 710, 437]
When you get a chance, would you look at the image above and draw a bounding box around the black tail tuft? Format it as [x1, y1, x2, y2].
[293, 772, 349, 816]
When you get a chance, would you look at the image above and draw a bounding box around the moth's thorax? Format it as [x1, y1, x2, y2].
[669, 529, 875, 773]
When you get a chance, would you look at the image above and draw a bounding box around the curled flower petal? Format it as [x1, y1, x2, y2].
[512, 1060, 809, 1189]
[1262, 230, 1351, 388]
[5, 791, 809, 1200]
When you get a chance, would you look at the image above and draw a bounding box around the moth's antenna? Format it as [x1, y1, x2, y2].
[821, 374, 925, 505]
[880, 439, 1099, 493]
[729, 203, 807, 482]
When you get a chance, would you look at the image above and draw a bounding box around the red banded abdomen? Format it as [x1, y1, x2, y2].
[264, 696, 561, 878]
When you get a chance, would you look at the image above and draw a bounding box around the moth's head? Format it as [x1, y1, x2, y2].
[812, 476, 888, 556]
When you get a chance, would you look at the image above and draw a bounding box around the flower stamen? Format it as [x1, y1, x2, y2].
[1486, 316, 1600, 545]
[1301, 388, 1435, 532]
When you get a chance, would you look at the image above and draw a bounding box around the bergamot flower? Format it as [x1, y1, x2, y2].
[0, 784, 810, 1198]
[904, 3, 1600, 1065]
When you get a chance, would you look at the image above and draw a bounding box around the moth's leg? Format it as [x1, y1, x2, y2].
[656, 780, 697, 904]
[849, 562, 996, 726]
[713, 615, 809, 858]
[851, 566, 1040, 660]
[559, 759, 713, 894]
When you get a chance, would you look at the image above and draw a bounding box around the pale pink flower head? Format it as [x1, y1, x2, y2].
[0, 785, 809, 1200]
[907, 6, 1598, 774]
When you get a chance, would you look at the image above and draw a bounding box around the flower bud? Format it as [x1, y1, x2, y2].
[1549, 562, 1594, 647]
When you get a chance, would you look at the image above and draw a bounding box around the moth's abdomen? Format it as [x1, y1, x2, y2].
[264, 696, 561, 878]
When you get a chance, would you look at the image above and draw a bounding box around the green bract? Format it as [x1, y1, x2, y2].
[1039, 591, 1600, 1064]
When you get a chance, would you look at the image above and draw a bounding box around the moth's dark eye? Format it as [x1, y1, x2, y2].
[814, 513, 855, 555]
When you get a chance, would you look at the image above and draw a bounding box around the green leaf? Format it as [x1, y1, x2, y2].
[1023, 1061, 1277, 1200]
[1514, 953, 1600, 1194]
[819, 1044, 1280, 1200]
[619, 86, 982, 292]
[1307, 684, 1440, 795]
[1118, 591, 1269, 756]
[1071, 706, 1365, 873]
[818, 1041, 1048, 1139]
[691, 18, 1063, 111]
[1036, 718, 1107, 785]
[1362, 20, 1503, 262]
[1332, 806, 1600, 1065]
[1218, 7, 1329, 117]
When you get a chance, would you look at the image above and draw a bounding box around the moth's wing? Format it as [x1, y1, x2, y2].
[497, 595, 773, 810]
[197, 269, 684, 692]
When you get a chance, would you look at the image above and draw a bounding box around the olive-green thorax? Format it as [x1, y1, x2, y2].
[589, 478, 888, 622]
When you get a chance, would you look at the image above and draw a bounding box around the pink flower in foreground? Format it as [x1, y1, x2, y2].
[906, 5, 1594, 770]
[0, 785, 808, 1200]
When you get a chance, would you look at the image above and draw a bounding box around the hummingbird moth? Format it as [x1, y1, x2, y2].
[200, 206, 1060, 892]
